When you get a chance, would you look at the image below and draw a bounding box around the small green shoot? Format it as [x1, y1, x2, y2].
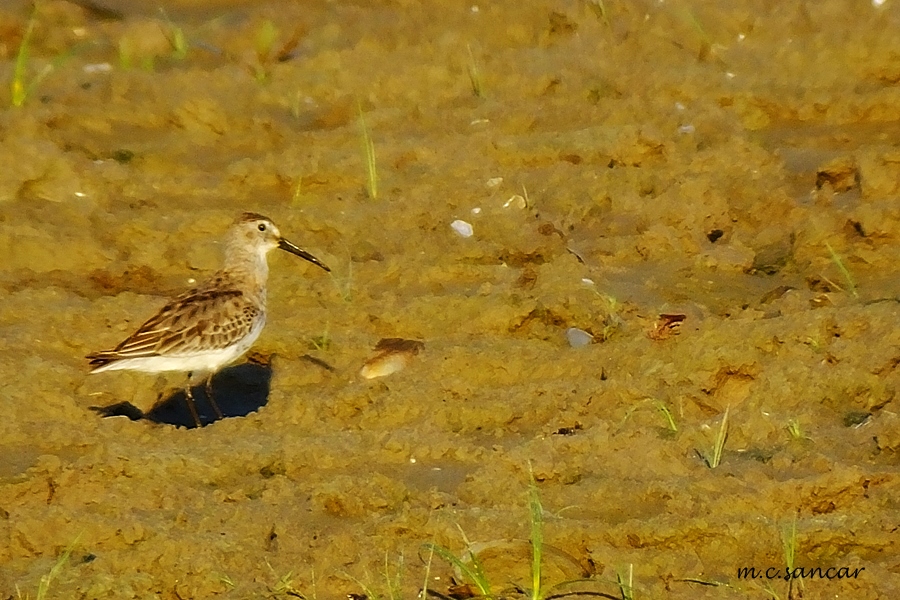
[265, 560, 304, 598]
[117, 36, 133, 69]
[291, 175, 304, 206]
[782, 518, 796, 573]
[616, 564, 634, 600]
[586, 0, 610, 26]
[420, 542, 435, 600]
[357, 102, 378, 199]
[345, 552, 404, 600]
[310, 323, 331, 351]
[803, 336, 822, 352]
[346, 574, 379, 600]
[466, 43, 484, 98]
[528, 468, 544, 600]
[590, 293, 622, 341]
[275, 575, 302, 597]
[701, 406, 729, 469]
[253, 19, 279, 81]
[681, 9, 713, 61]
[38, 537, 80, 600]
[825, 242, 858, 298]
[755, 580, 781, 600]
[256, 20, 279, 61]
[383, 552, 404, 600]
[654, 400, 678, 433]
[11, 16, 37, 107]
[331, 256, 354, 303]
[781, 515, 804, 598]
[159, 9, 188, 60]
[291, 89, 303, 120]
[427, 480, 610, 599]
[218, 573, 235, 590]
[10, 15, 78, 108]
[786, 419, 805, 441]
[16, 535, 80, 600]
[422, 534, 493, 597]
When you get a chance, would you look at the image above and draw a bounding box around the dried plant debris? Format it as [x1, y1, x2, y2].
[815, 156, 859, 192]
[759, 285, 795, 305]
[647, 313, 686, 340]
[359, 338, 425, 379]
[553, 422, 583, 436]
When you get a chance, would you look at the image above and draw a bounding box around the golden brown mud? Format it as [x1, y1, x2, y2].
[1, 1, 899, 598]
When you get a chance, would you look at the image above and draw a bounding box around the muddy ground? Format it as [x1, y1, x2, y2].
[1, 0, 899, 598]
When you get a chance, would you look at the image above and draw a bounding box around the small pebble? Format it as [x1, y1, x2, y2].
[566, 327, 593, 348]
[451, 219, 474, 237]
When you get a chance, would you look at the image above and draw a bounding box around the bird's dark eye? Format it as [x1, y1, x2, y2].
[258, 223, 266, 232]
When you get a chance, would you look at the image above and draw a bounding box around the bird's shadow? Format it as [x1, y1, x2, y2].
[92, 363, 272, 428]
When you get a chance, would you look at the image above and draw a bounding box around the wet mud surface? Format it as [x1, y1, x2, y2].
[1, 0, 899, 598]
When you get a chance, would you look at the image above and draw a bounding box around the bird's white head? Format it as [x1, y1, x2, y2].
[229, 213, 282, 258]
[226, 213, 330, 272]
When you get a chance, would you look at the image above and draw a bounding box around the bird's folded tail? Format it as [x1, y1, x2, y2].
[86, 352, 120, 372]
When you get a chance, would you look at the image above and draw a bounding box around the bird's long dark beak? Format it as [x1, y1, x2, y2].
[278, 238, 331, 272]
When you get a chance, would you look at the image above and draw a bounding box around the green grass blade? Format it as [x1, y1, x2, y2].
[159, 9, 188, 60]
[422, 542, 492, 597]
[616, 564, 634, 600]
[653, 400, 678, 432]
[711, 406, 730, 468]
[529, 469, 544, 600]
[256, 19, 278, 62]
[11, 17, 36, 107]
[357, 101, 378, 199]
[701, 406, 729, 468]
[421, 542, 435, 600]
[825, 242, 859, 298]
[466, 43, 484, 98]
[781, 516, 797, 572]
[36, 536, 80, 600]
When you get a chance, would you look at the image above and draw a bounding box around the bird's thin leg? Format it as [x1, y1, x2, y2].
[206, 374, 224, 420]
[185, 372, 201, 428]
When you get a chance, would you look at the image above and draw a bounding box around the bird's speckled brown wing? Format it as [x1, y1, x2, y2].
[87, 287, 261, 367]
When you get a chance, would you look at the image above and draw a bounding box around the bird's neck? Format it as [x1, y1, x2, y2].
[222, 248, 269, 301]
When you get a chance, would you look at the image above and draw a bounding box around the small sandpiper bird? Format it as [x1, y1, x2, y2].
[87, 212, 330, 427]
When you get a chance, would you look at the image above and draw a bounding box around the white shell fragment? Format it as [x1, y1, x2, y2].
[83, 63, 112, 74]
[503, 195, 526, 209]
[486, 177, 504, 188]
[360, 338, 425, 379]
[566, 327, 594, 348]
[451, 219, 474, 238]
